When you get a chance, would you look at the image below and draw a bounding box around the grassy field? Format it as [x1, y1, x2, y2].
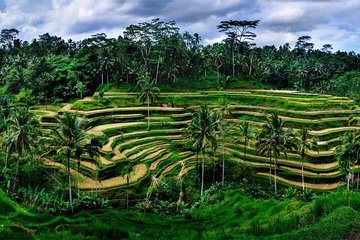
[0, 188, 359, 240]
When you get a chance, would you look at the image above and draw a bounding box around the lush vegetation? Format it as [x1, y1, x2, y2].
[0, 19, 359, 105]
[1, 18, 360, 239]
[0, 185, 359, 240]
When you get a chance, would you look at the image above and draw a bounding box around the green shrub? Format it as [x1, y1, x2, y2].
[313, 191, 360, 218]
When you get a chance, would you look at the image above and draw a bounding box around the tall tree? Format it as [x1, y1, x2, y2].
[138, 71, 160, 130]
[214, 99, 231, 186]
[0, 28, 20, 50]
[335, 131, 360, 191]
[295, 128, 318, 193]
[217, 20, 260, 77]
[256, 113, 295, 195]
[236, 121, 252, 160]
[4, 107, 40, 185]
[49, 112, 90, 213]
[294, 36, 314, 58]
[186, 105, 220, 197]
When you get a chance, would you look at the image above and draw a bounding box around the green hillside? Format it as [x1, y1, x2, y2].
[29, 89, 360, 201]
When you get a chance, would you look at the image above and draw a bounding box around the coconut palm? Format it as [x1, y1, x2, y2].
[120, 160, 136, 211]
[49, 112, 91, 213]
[138, 76, 160, 130]
[256, 113, 295, 195]
[214, 99, 231, 186]
[236, 121, 252, 160]
[186, 105, 220, 197]
[335, 131, 360, 191]
[295, 128, 318, 193]
[4, 107, 40, 184]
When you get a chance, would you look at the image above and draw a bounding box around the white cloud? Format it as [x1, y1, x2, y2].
[0, 0, 358, 52]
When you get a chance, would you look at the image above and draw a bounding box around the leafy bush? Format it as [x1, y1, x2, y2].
[14, 187, 109, 214]
[282, 187, 298, 199]
[313, 191, 360, 218]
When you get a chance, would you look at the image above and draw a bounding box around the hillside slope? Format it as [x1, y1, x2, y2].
[30, 90, 360, 196]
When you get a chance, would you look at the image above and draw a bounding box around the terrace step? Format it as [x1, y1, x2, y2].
[141, 148, 169, 162]
[230, 158, 341, 178]
[149, 153, 173, 171]
[225, 147, 338, 172]
[256, 172, 345, 190]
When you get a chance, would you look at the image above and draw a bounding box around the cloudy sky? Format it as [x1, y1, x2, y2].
[0, 0, 359, 52]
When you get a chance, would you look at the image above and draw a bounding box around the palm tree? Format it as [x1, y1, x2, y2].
[236, 121, 252, 160]
[186, 105, 220, 197]
[4, 107, 40, 184]
[49, 112, 90, 213]
[295, 128, 318, 193]
[138, 77, 160, 130]
[335, 131, 360, 191]
[214, 99, 231, 186]
[256, 113, 295, 195]
[120, 160, 136, 211]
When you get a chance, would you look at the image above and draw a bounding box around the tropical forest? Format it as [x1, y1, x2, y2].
[0, 14, 360, 240]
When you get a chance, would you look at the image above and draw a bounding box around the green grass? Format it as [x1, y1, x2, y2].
[1, 189, 359, 239]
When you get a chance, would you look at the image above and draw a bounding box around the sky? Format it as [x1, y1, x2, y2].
[0, 0, 359, 52]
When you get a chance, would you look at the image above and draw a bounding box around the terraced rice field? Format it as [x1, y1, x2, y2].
[30, 89, 360, 196]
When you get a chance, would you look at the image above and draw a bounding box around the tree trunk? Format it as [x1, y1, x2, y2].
[147, 98, 150, 130]
[269, 153, 272, 184]
[201, 151, 205, 198]
[301, 160, 305, 193]
[13, 157, 20, 189]
[106, 70, 109, 84]
[212, 156, 216, 184]
[222, 143, 225, 187]
[67, 150, 74, 214]
[155, 53, 161, 84]
[357, 166, 359, 190]
[244, 139, 247, 160]
[232, 45, 235, 77]
[274, 157, 278, 195]
[101, 72, 104, 85]
[196, 149, 200, 188]
[126, 178, 129, 211]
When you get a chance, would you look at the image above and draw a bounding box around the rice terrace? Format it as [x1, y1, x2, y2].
[1, 1, 360, 240]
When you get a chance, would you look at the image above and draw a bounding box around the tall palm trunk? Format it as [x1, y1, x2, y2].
[357, 165, 359, 189]
[222, 143, 225, 187]
[13, 148, 23, 189]
[101, 72, 104, 85]
[126, 176, 130, 211]
[201, 150, 205, 198]
[274, 156, 278, 195]
[155, 53, 161, 84]
[269, 153, 272, 184]
[106, 70, 109, 84]
[232, 46, 235, 77]
[67, 150, 74, 214]
[244, 138, 247, 160]
[301, 152, 305, 193]
[301, 160, 305, 192]
[147, 97, 150, 130]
